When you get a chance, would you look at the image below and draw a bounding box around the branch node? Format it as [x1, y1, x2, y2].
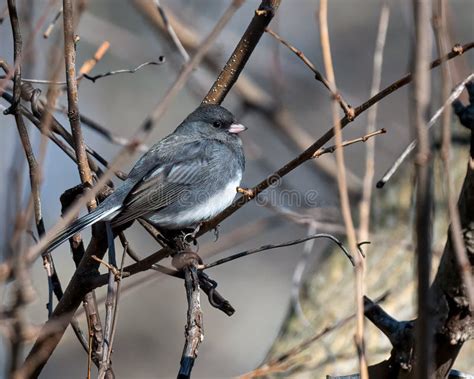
[237, 186, 255, 199]
[452, 43, 464, 54]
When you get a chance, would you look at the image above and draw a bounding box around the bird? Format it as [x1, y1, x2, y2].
[48, 104, 246, 251]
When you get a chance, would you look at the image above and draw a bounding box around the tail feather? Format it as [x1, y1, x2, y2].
[48, 206, 121, 252]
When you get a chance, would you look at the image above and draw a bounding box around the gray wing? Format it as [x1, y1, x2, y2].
[112, 140, 220, 226]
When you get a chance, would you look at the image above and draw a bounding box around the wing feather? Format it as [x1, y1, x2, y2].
[112, 143, 219, 227]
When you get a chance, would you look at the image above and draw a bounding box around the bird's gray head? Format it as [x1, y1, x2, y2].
[178, 105, 247, 137]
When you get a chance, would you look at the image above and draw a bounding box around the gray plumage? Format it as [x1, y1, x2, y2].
[48, 105, 246, 251]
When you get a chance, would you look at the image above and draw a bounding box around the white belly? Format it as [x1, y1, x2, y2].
[148, 174, 242, 228]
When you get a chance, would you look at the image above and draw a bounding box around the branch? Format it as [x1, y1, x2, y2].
[318, 1, 367, 377]
[201, 233, 355, 270]
[202, 0, 281, 105]
[412, 2, 434, 376]
[376, 73, 474, 188]
[176, 253, 203, 379]
[119, 233, 235, 316]
[62, 0, 96, 210]
[59, 186, 106, 371]
[264, 27, 353, 118]
[136, 0, 244, 137]
[358, 3, 390, 241]
[153, 0, 189, 62]
[82, 59, 165, 83]
[363, 296, 414, 370]
[78, 40, 110, 77]
[434, 2, 474, 309]
[43, 5, 63, 39]
[312, 128, 386, 158]
[16, 58, 166, 85]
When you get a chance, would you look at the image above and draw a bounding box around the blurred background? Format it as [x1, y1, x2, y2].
[1, 0, 473, 378]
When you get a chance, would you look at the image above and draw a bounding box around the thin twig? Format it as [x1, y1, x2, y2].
[98, 224, 117, 378]
[264, 27, 353, 118]
[60, 188, 106, 370]
[62, 5, 111, 371]
[0, 0, 60, 99]
[318, 1, 368, 378]
[413, 1, 434, 377]
[55, 104, 148, 153]
[434, 1, 474, 308]
[202, 234, 354, 270]
[2, 91, 115, 179]
[78, 40, 110, 76]
[153, 0, 189, 62]
[106, 239, 127, 365]
[290, 223, 317, 327]
[6, 0, 27, 374]
[83, 59, 165, 82]
[376, 74, 474, 187]
[312, 128, 386, 158]
[43, 5, 62, 39]
[359, 3, 390, 242]
[13, 59, 165, 85]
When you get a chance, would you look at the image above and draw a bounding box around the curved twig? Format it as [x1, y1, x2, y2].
[201, 233, 355, 270]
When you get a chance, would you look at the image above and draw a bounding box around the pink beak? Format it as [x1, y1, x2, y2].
[228, 123, 247, 134]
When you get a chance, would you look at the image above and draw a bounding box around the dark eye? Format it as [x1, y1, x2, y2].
[213, 121, 222, 128]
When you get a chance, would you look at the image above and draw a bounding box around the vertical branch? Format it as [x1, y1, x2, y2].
[106, 242, 127, 366]
[359, 3, 390, 242]
[59, 187, 107, 371]
[61, 3, 111, 374]
[412, 0, 433, 378]
[98, 223, 117, 378]
[62, 0, 96, 210]
[6, 1, 27, 373]
[202, 0, 281, 105]
[317, 2, 368, 378]
[15, 115, 62, 317]
[434, 0, 474, 308]
[6, 0, 22, 111]
[177, 255, 203, 379]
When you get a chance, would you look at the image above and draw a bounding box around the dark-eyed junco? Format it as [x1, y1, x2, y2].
[48, 105, 246, 251]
